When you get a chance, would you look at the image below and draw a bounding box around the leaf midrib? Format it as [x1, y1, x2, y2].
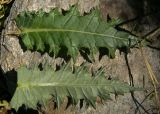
[18, 82, 115, 88]
[21, 28, 135, 41]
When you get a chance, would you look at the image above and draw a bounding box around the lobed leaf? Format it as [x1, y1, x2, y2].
[16, 7, 139, 61]
[10, 66, 140, 110]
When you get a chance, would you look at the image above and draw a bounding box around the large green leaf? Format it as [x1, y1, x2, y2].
[16, 7, 138, 61]
[10, 66, 140, 110]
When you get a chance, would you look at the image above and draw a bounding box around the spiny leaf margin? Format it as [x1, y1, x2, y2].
[16, 6, 139, 61]
[10, 66, 140, 110]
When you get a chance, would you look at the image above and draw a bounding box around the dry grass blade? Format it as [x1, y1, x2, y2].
[139, 47, 160, 113]
[0, 0, 12, 4]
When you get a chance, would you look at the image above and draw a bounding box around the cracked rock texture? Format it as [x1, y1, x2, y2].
[0, 0, 160, 114]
